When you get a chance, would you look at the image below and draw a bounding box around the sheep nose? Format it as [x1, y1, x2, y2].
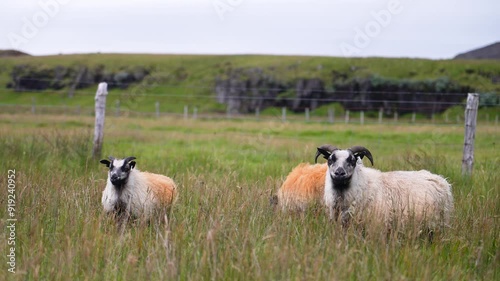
[111, 174, 118, 181]
[334, 168, 346, 177]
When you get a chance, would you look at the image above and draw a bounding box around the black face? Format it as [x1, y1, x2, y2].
[110, 162, 132, 186]
[327, 150, 358, 191]
[317, 146, 373, 191]
[100, 157, 136, 188]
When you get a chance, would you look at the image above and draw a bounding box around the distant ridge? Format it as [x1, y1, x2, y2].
[454, 42, 500, 60]
[0, 50, 31, 57]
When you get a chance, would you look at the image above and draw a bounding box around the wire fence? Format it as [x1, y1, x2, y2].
[2, 79, 499, 125]
[1, 102, 498, 126]
[7, 85, 475, 97]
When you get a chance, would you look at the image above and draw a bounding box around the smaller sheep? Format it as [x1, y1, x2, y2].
[100, 156, 177, 225]
[273, 145, 337, 211]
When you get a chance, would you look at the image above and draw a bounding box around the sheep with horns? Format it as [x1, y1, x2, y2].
[100, 156, 177, 226]
[317, 145, 453, 231]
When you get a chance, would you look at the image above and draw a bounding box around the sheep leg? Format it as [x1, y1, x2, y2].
[113, 209, 128, 233]
[325, 206, 336, 221]
[114, 200, 130, 233]
[340, 210, 351, 229]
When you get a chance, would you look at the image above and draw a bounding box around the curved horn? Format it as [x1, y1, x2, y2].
[315, 144, 338, 163]
[123, 156, 137, 169]
[349, 146, 373, 166]
[123, 156, 136, 163]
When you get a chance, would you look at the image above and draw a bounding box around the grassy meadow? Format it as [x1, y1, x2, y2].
[0, 113, 499, 280]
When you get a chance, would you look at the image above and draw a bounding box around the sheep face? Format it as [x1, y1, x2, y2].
[100, 156, 136, 187]
[326, 150, 358, 190]
[317, 146, 373, 191]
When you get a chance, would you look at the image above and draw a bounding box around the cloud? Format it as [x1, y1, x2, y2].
[0, 0, 498, 58]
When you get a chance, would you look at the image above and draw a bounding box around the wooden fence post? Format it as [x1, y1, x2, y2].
[255, 107, 260, 120]
[31, 98, 36, 114]
[282, 107, 286, 122]
[93, 82, 108, 159]
[378, 108, 383, 124]
[155, 101, 160, 118]
[184, 105, 188, 120]
[462, 93, 479, 176]
[305, 108, 310, 122]
[345, 110, 350, 124]
[328, 108, 334, 123]
[360, 111, 364, 125]
[115, 100, 120, 117]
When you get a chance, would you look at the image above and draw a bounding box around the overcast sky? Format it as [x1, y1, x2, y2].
[0, 0, 498, 59]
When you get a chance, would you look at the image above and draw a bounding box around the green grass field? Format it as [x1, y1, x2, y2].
[0, 113, 498, 280]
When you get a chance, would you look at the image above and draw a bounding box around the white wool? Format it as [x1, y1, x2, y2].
[101, 157, 177, 225]
[324, 159, 453, 229]
[101, 168, 158, 220]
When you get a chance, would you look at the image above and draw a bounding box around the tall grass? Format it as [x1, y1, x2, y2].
[0, 114, 498, 280]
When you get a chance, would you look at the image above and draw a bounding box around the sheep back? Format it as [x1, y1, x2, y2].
[380, 170, 453, 225]
[142, 172, 177, 206]
[277, 163, 327, 210]
[347, 167, 453, 228]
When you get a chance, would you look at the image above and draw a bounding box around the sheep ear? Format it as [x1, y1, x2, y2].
[100, 159, 111, 167]
[350, 146, 374, 166]
[315, 147, 332, 163]
[124, 156, 136, 169]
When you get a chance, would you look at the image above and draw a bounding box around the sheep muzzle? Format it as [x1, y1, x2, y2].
[110, 174, 128, 187]
[331, 174, 352, 191]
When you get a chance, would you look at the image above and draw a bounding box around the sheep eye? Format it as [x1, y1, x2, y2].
[349, 155, 356, 164]
[122, 166, 130, 172]
[328, 155, 336, 165]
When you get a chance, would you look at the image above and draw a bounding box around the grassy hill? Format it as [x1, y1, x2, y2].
[454, 42, 500, 60]
[0, 49, 30, 57]
[0, 54, 499, 115]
